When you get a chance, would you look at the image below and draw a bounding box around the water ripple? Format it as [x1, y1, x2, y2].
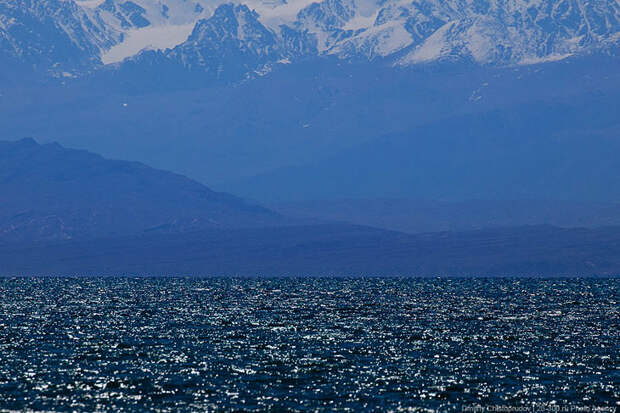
[0, 278, 618, 411]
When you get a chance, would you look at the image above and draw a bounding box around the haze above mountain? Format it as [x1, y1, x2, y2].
[2, 51, 619, 204]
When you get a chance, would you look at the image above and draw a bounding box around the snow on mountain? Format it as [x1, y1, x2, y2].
[285, 0, 620, 63]
[101, 22, 195, 63]
[169, 4, 281, 66]
[1, 0, 619, 74]
[82, 0, 319, 63]
[73, 0, 620, 68]
[119, 3, 316, 81]
[88, 0, 212, 29]
[77, 0, 213, 63]
[0, 0, 116, 71]
[393, 0, 620, 66]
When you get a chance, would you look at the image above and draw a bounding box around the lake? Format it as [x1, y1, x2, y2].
[0, 277, 617, 411]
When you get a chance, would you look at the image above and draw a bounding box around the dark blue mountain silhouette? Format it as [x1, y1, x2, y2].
[0, 138, 280, 242]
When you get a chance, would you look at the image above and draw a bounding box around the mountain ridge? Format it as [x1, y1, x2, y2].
[0, 138, 282, 242]
[2, 0, 619, 78]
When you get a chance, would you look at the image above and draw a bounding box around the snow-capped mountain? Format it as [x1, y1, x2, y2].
[78, 0, 319, 63]
[78, 0, 215, 63]
[120, 3, 317, 79]
[102, 0, 620, 64]
[289, 0, 620, 64]
[1, 0, 619, 77]
[0, 0, 115, 72]
[391, 0, 620, 65]
[170, 4, 281, 65]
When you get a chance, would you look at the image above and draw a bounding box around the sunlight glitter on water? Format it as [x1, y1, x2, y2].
[0, 277, 617, 411]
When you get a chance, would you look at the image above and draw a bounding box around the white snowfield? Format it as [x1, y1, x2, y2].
[75, 0, 620, 66]
[101, 23, 195, 64]
[79, 0, 319, 63]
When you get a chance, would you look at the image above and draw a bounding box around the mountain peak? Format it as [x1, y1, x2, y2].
[188, 3, 270, 45]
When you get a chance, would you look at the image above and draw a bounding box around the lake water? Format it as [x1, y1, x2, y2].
[0, 277, 617, 411]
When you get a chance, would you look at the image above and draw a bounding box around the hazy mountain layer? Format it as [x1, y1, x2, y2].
[2, 224, 620, 276]
[271, 199, 620, 234]
[0, 138, 280, 242]
[229, 91, 620, 202]
[3, 52, 618, 194]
